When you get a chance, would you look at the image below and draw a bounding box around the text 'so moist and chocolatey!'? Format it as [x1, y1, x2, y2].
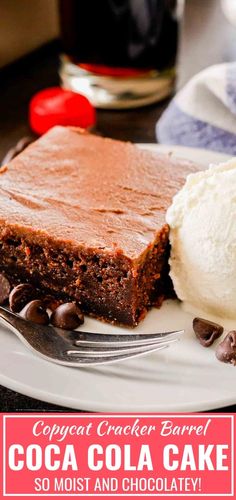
[0, 127, 200, 326]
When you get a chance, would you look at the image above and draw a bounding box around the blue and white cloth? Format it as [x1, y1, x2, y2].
[156, 63, 236, 155]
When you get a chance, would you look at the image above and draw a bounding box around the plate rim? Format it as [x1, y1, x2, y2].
[0, 370, 235, 412]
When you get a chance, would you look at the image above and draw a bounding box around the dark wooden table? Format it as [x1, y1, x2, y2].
[0, 0, 236, 411]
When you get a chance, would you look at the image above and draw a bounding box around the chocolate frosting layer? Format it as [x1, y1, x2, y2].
[0, 127, 199, 259]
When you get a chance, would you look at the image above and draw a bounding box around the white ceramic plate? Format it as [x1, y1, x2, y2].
[0, 144, 234, 412]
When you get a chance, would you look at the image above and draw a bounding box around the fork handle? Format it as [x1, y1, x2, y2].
[0, 306, 39, 342]
[0, 306, 19, 329]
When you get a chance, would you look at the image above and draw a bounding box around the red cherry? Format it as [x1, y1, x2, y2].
[29, 87, 96, 135]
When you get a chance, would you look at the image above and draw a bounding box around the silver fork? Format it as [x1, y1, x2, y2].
[0, 306, 183, 367]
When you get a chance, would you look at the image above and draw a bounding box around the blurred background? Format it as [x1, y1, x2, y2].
[1, 0, 236, 85]
[0, 0, 58, 69]
[1, 1, 236, 168]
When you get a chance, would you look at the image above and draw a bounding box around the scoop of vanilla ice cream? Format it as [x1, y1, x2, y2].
[166, 158, 236, 319]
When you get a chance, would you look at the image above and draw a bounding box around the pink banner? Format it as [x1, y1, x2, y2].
[1, 413, 234, 498]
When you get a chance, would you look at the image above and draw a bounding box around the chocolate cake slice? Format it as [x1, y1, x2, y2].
[0, 127, 199, 326]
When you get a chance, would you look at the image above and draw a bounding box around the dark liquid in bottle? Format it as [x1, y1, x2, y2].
[59, 0, 179, 73]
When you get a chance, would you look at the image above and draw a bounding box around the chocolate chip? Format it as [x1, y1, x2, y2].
[1, 137, 34, 165]
[216, 331, 236, 365]
[193, 317, 223, 347]
[51, 302, 84, 330]
[0, 274, 10, 305]
[43, 295, 61, 312]
[20, 300, 49, 325]
[9, 283, 37, 313]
